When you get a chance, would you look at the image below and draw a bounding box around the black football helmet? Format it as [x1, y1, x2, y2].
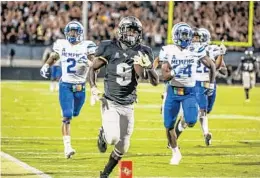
[117, 16, 143, 47]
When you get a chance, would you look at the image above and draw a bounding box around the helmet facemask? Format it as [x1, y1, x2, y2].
[175, 28, 193, 48]
[64, 22, 84, 44]
[118, 16, 143, 47]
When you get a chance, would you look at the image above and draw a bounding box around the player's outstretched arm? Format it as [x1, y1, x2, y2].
[146, 68, 159, 86]
[200, 56, 216, 84]
[215, 55, 224, 70]
[40, 52, 59, 78]
[45, 52, 59, 66]
[218, 60, 228, 76]
[161, 61, 173, 81]
[88, 57, 107, 88]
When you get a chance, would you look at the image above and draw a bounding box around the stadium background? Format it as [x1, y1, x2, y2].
[1, 1, 260, 83]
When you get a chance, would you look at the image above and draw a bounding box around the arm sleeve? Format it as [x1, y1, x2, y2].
[52, 40, 61, 55]
[95, 41, 111, 64]
[158, 46, 168, 62]
[87, 41, 97, 55]
[143, 46, 154, 63]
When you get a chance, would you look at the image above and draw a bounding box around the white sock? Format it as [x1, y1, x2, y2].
[63, 136, 71, 149]
[55, 82, 59, 91]
[199, 116, 209, 135]
[178, 119, 187, 132]
[171, 146, 180, 155]
[50, 82, 55, 91]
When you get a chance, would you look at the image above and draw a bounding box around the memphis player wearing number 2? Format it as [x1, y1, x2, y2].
[88, 16, 159, 177]
[159, 22, 216, 165]
[40, 21, 96, 159]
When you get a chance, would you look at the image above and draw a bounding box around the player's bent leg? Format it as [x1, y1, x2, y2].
[59, 82, 75, 158]
[100, 103, 134, 176]
[163, 86, 182, 165]
[99, 100, 120, 153]
[182, 96, 198, 127]
[100, 149, 123, 178]
[198, 110, 212, 146]
[73, 85, 86, 117]
[207, 85, 216, 114]
[175, 105, 188, 140]
[243, 72, 251, 101]
[62, 118, 76, 158]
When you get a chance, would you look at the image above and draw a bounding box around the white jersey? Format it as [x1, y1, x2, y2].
[53, 39, 96, 83]
[192, 44, 220, 82]
[159, 45, 206, 87]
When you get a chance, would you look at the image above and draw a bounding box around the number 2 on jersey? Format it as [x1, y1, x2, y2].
[196, 61, 209, 73]
[67, 58, 76, 73]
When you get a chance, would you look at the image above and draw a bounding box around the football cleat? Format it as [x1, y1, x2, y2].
[64, 147, 76, 159]
[205, 133, 212, 146]
[245, 99, 250, 103]
[170, 150, 182, 165]
[97, 127, 107, 153]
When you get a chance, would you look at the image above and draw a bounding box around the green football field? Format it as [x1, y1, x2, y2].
[1, 81, 260, 178]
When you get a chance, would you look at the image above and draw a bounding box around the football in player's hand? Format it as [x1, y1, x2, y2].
[134, 64, 144, 78]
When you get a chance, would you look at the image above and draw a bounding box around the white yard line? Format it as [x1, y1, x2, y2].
[6, 115, 260, 122]
[12, 152, 260, 158]
[2, 136, 260, 142]
[2, 126, 260, 133]
[0, 151, 52, 178]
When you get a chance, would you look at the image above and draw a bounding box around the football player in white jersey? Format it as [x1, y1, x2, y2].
[175, 28, 227, 146]
[159, 22, 216, 165]
[40, 21, 96, 158]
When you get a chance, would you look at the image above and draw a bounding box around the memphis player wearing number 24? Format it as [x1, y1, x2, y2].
[40, 21, 97, 159]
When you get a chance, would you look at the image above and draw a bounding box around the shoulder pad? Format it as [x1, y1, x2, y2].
[53, 39, 66, 53]
[241, 56, 245, 60]
[99, 40, 113, 47]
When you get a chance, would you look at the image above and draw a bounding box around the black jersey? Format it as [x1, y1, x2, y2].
[95, 40, 154, 105]
[241, 56, 256, 72]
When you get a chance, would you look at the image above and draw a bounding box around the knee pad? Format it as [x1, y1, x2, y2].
[187, 122, 196, 128]
[63, 110, 73, 119]
[105, 134, 120, 145]
[62, 118, 71, 124]
[115, 142, 129, 155]
[73, 111, 79, 117]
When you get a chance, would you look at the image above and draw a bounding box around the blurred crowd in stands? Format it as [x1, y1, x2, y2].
[1, 1, 260, 51]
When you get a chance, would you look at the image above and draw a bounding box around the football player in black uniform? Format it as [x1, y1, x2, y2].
[88, 16, 159, 177]
[235, 49, 259, 102]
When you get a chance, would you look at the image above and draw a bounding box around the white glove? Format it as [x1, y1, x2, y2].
[204, 83, 215, 96]
[40, 64, 50, 78]
[219, 41, 227, 55]
[90, 87, 101, 106]
[133, 51, 152, 69]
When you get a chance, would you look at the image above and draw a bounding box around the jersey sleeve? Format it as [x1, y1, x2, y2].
[86, 41, 97, 55]
[142, 46, 154, 63]
[52, 39, 62, 55]
[196, 45, 207, 59]
[95, 40, 111, 64]
[158, 46, 168, 62]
